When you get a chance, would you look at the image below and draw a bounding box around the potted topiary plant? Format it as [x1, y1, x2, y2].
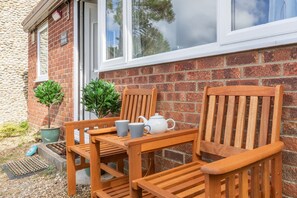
[81, 79, 121, 118]
[81, 79, 121, 176]
[34, 80, 64, 143]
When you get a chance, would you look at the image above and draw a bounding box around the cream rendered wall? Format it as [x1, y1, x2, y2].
[0, 0, 40, 124]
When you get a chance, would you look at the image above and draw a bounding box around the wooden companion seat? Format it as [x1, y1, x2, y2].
[65, 88, 157, 196]
[132, 85, 284, 198]
[93, 85, 286, 198]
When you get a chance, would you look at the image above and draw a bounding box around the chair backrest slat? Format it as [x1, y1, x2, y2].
[271, 86, 284, 142]
[234, 96, 246, 148]
[120, 88, 157, 122]
[136, 95, 142, 122]
[246, 96, 258, 149]
[127, 95, 134, 120]
[205, 95, 216, 142]
[79, 128, 85, 144]
[224, 96, 235, 146]
[259, 97, 271, 146]
[197, 85, 283, 157]
[145, 95, 152, 119]
[140, 95, 147, 121]
[131, 95, 138, 123]
[214, 96, 226, 144]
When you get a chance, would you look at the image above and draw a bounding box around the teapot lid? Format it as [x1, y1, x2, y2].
[150, 113, 164, 119]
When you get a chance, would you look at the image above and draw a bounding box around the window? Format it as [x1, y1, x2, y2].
[98, 0, 297, 71]
[37, 22, 48, 81]
[221, 0, 297, 44]
[232, 0, 297, 30]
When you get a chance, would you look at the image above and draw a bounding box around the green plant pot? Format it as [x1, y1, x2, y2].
[40, 127, 60, 143]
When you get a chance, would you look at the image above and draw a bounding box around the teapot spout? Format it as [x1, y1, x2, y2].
[138, 116, 148, 124]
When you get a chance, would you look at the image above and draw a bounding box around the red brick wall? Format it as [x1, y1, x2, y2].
[27, 1, 74, 132]
[100, 45, 297, 197]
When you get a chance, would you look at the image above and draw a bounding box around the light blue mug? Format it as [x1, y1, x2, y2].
[128, 123, 151, 138]
[115, 120, 129, 137]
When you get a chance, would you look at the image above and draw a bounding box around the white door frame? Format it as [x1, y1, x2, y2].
[73, 1, 98, 121]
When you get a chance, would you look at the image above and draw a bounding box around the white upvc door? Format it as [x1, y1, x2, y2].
[82, 2, 98, 120]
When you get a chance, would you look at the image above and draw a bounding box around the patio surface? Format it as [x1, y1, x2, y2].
[0, 134, 90, 197]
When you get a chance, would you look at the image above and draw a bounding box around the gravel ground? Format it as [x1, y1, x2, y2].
[0, 135, 91, 198]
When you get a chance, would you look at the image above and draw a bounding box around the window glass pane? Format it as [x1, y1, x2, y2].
[39, 27, 48, 76]
[132, 0, 217, 58]
[106, 0, 123, 59]
[232, 0, 297, 31]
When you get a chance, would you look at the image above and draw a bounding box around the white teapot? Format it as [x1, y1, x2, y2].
[138, 113, 175, 134]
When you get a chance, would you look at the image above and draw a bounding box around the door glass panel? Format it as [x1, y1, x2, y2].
[232, 0, 297, 31]
[132, 0, 217, 58]
[106, 0, 123, 59]
[39, 28, 48, 76]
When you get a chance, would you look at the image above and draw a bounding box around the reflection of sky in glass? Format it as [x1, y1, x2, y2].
[232, 0, 297, 30]
[106, 0, 122, 59]
[157, 0, 217, 50]
[132, 0, 217, 58]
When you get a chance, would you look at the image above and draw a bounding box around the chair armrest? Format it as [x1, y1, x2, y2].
[88, 127, 117, 135]
[64, 117, 120, 128]
[201, 141, 284, 175]
[124, 128, 198, 152]
[65, 117, 119, 146]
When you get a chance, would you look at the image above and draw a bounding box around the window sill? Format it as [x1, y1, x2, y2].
[98, 31, 297, 72]
[34, 77, 48, 83]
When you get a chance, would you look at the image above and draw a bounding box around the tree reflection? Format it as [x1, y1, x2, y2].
[133, 0, 175, 57]
[106, 0, 175, 59]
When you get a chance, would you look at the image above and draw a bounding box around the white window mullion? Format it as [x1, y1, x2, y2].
[99, 1, 106, 64]
[126, 0, 133, 62]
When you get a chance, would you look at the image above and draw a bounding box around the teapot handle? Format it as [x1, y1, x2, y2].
[166, 118, 176, 130]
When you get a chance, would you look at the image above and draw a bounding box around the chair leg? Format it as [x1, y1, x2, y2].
[90, 140, 101, 197]
[67, 150, 76, 195]
[117, 159, 124, 173]
[147, 152, 155, 175]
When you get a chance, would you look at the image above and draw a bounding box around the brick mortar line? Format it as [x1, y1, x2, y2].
[281, 135, 297, 138]
[283, 149, 297, 154]
[283, 179, 297, 185]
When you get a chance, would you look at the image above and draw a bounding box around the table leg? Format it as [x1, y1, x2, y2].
[90, 139, 101, 197]
[128, 144, 142, 198]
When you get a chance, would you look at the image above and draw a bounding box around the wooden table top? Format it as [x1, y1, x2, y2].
[94, 133, 151, 150]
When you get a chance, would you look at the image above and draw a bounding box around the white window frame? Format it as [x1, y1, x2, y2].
[99, 0, 127, 67]
[36, 22, 48, 82]
[98, 0, 297, 72]
[219, 0, 297, 45]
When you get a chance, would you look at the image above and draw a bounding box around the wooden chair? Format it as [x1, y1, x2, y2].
[131, 85, 284, 197]
[65, 88, 157, 195]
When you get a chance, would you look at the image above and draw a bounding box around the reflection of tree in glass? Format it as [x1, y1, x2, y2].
[133, 0, 175, 58]
[106, 0, 123, 59]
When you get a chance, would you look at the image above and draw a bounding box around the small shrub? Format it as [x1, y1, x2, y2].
[81, 79, 121, 118]
[34, 80, 64, 128]
[0, 121, 29, 139]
